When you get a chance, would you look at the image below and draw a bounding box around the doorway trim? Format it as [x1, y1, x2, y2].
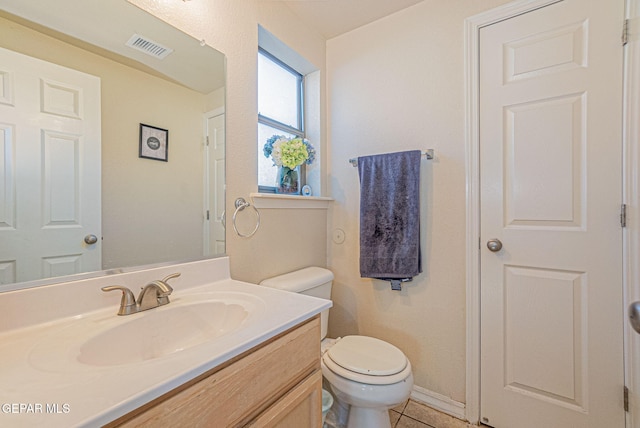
[464, 0, 567, 424]
[202, 106, 225, 256]
[624, 1, 639, 427]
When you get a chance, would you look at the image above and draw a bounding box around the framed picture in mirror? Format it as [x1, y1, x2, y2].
[139, 123, 169, 162]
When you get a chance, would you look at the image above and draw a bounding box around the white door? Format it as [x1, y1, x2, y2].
[479, 0, 624, 426]
[204, 110, 225, 255]
[0, 47, 101, 285]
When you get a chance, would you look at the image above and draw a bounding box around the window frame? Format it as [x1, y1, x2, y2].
[257, 48, 306, 193]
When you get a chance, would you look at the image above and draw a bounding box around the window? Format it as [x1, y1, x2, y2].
[257, 48, 305, 191]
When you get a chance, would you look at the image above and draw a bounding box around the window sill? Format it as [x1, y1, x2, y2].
[250, 193, 333, 209]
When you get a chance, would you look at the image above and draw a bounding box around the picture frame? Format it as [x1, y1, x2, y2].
[139, 123, 168, 162]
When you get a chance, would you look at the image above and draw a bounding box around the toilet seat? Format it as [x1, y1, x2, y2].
[322, 335, 411, 385]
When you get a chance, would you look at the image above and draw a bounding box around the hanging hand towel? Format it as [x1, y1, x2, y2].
[358, 150, 422, 286]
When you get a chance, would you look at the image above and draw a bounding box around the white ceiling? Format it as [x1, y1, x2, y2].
[0, 0, 424, 93]
[263, 0, 425, 39]
[0, 1, 225, 94]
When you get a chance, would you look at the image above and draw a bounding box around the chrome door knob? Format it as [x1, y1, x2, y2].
[486, 239, 503, 252]
[84, 234, 98, 245]
[629, 301, 640, 334]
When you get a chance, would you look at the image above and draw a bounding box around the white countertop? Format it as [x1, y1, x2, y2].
[0, 258, 330, 427]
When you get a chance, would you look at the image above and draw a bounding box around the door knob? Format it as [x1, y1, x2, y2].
[486, 239, 503, 252]
[84, 234, 98, 245]
[629, 301, 640, 334]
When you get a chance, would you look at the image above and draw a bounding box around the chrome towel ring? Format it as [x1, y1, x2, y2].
[232, 197, 260, 238]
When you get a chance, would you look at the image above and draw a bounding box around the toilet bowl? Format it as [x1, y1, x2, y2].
[260, 267, 414, 428]
[321, 335, 413, 428]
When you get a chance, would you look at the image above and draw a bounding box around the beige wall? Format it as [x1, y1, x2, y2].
[2, 0, 549, 408]
[128, 0, 529, 407]
[128, 0, 330, 285]
[326, 0, 511, 402]
[0, 15, 212, 269]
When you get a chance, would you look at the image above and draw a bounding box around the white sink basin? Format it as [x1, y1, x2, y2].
[78, 300, 250, 366]
[29, 292, 265, 371]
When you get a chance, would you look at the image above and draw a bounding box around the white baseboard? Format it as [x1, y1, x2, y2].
[410, 385, 467, 421]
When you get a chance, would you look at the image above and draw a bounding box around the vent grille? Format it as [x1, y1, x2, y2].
[125, 34, 173, 59]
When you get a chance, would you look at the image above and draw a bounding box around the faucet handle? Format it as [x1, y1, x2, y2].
[101, 286, 137, 315]
[157, 272, 180, 295]
[161, 272, 181, 284]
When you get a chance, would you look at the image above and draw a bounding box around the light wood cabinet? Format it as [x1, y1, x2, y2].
[247, 371, 322, 428]
[108, 316, 322, 428]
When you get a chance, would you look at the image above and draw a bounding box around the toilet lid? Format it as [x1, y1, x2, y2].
[325, 335, 407, 376]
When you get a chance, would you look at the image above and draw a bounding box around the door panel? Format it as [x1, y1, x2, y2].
[503, 266, 586, 409]
[504, 94, 585, 228]
[479, 0, 624, 426]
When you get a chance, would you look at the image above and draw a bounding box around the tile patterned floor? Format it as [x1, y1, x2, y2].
[389, 400, 474, 428]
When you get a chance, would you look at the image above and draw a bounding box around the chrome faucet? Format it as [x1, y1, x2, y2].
[102, 273, 180, 315]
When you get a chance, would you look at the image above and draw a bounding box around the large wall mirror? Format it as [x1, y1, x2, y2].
[0, 0, 226, 291]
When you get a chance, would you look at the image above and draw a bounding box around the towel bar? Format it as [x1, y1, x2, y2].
[348, 149, 434, 167]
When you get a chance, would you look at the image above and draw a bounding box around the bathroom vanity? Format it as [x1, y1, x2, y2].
[0, 257, 330, 427]
[111, 317, 322, 427]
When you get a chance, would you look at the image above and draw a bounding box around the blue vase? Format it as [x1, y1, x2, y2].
[276, 166, 300, 194]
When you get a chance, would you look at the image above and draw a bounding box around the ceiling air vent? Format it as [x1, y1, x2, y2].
[125, 34, 173, 59]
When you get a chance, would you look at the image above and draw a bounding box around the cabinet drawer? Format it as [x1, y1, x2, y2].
[112, 316, 320, 427]
[247, 370, 322, 428]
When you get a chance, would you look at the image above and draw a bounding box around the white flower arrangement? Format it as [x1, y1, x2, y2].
[263, 135, 316, 169]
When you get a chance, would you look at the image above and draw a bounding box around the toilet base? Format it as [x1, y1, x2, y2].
[347, 406, 392, 428]
[322, 363, 413, 428]
[330, 394, 349, 427]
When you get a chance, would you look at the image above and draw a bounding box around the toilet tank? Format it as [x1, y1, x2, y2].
[260, 267, 334, 339]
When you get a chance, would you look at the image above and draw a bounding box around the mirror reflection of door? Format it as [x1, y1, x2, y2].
[204, 109, 225, 256]
[0, 47, 101, 285]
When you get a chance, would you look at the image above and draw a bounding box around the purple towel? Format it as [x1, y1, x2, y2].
[357, 150, 422, 285]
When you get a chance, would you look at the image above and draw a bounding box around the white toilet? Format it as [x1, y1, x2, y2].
[260, 267, 414, 428]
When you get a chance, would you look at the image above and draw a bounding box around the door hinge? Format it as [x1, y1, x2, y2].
[623, 19, 629, 46]
[625, 385, 630, 412]
[621, 204, 627, 228]
[206, 210, 210, 221]
[206, 135, 210, 146]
